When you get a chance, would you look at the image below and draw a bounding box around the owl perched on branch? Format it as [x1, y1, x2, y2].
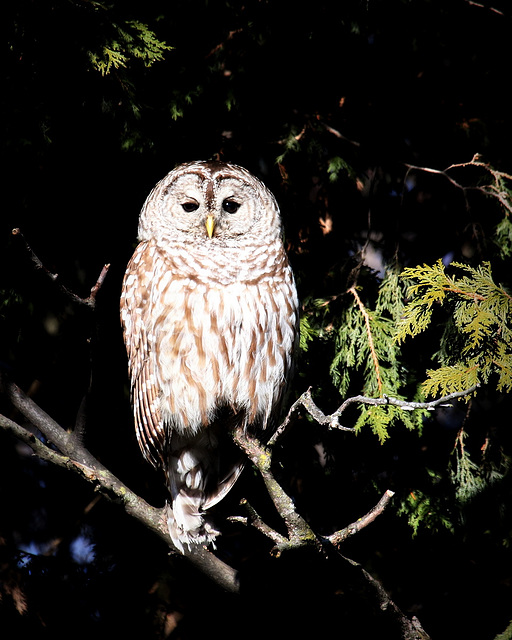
[120, 160, 299, 552]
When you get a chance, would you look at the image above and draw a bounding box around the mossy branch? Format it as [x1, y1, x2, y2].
[0, 373, 239, 593]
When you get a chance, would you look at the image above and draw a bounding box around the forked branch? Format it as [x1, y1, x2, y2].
[270, 385, 478, 443]
[1, 371, 437, 637]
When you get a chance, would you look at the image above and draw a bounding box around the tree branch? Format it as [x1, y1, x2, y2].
[269, 385, 478, 443]
[332, 384, 479, 422]
[11, 227, 110, 309]
[0, 372, 239, 594]
[229, 499, 289, 548]
[1, 367, 456, 633]
[337, 553, 432, 640]
[326, 489, 395, 547]
[404, 154, 512, 216]
[233, 426, 323, 555]
[232, 420, 430, 639]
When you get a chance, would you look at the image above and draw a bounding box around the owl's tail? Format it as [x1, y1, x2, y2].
[165, 429, 244, 554]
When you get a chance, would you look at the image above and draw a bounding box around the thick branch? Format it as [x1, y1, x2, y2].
[0, 405, 164, 537]
[0, 374, 239, 593]
[1, 373, 93, 466]
[1, 370, 465, 626]
[233, 426, 322, 554]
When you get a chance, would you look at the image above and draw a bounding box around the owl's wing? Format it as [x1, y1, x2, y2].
[120, 240, 166, 470]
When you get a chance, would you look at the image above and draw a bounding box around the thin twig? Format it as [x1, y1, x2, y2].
[268, 387, 354, 447]
[326, 490, 395, 547]
[331, 384, 479, 423]
[88, 263, 111, 304]
[348, 286, 383, 396]
[271, 385, 478, 445]
[404, 154, 512, 215]
[462, 1, 504, 17]
[236, 498, 289, 547]
[322, 122, 361, 147]
[11, 228, 109, 309]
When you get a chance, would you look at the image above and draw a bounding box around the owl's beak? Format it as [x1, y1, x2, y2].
[205, 215, 215, 238]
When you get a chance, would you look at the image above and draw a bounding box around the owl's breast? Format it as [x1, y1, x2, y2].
[152, 256, 298, 436]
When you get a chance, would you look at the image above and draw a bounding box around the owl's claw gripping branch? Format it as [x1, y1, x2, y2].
[0, 371, 239, 591]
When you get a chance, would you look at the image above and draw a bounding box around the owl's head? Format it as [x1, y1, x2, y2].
[138, 160, 282, 246]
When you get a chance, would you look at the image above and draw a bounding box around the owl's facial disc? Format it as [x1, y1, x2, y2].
[162, 172, 265, 241]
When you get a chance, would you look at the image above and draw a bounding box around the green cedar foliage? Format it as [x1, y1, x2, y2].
[396, 484, 455, 537]
[88, 19, 172, 77]
[312, 265, 428, 443]
[300, 247, 511, 533]
[396, 260, 512, 396]
[494, 620, 512, 640]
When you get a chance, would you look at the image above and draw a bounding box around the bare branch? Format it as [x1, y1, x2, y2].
[331, 385, 479, 423]
[268, 387, 354, 447]
[326, 490, 395, 547]
[404, 155, 512, 216]
[1, 372, 91, 466]
[11, 228, 110, 309]
[236, 418, 395, 552]
[88, 263, 111, 304]
[270, 385, 477, 444]
[0, 412, 73, 470]
[233, 498, 289, 547]
[1, 371, 464, 626]
[322, 122, 361, 147]
[462, 1, 504, 16]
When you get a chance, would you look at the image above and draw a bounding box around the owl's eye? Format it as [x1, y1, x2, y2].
[222, 199, 241, 214]
[182, 201, 199, 213]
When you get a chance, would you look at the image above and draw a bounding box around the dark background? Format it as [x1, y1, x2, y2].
[1, 1, 512, 638]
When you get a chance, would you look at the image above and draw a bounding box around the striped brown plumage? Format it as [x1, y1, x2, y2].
[120, 160, 298, 552]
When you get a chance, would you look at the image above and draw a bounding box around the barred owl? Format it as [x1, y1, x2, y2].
[120, 160, 298, 553]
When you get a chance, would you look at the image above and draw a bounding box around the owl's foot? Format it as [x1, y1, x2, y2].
[165, 501, 219, 554]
